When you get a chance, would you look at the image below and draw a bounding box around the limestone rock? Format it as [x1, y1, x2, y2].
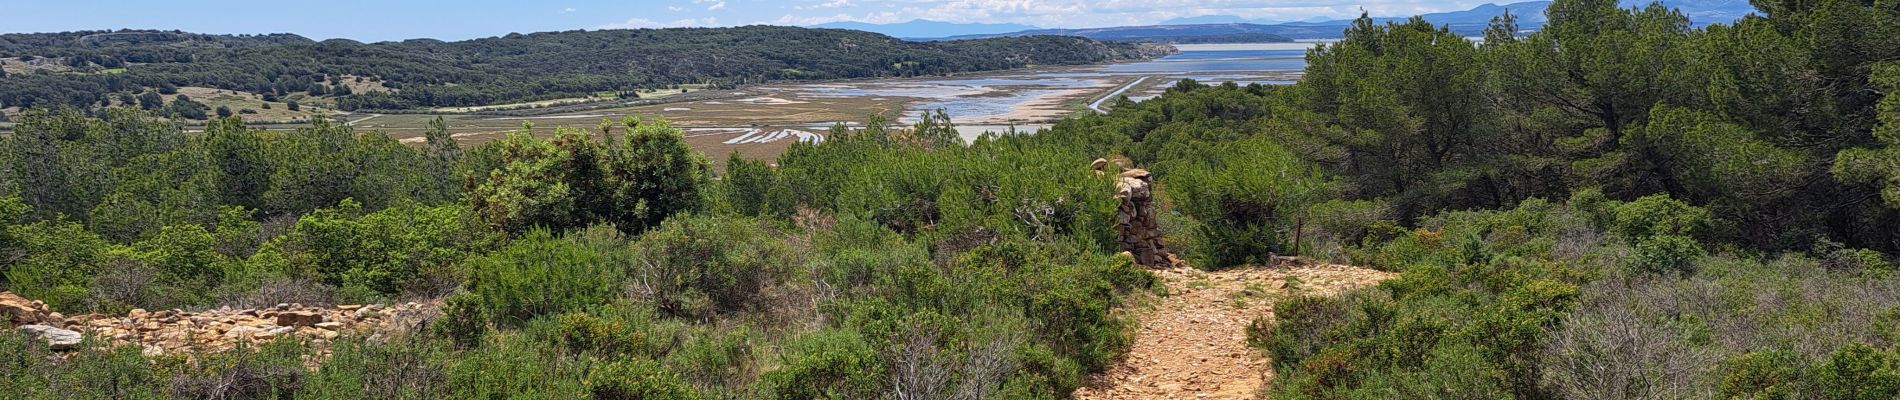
[1100, 164, 1186, 269]
[275, 311, 323, 327]
[0, 291, 46, 326]
[19, 324, 82, 351]
[226, 326, 264, 340]
[257, 326, 295, 339]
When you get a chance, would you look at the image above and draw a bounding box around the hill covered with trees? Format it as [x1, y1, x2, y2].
[0, 26, 1168, 114]
[2, 0, 1899, 398]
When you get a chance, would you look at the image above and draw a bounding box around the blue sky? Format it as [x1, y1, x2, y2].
[0, 0, 1505, 42]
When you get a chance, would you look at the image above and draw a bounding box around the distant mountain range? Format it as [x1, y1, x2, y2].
[817, 0, 1756, 41]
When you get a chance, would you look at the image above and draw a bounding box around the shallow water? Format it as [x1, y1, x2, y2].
[1101, 49, 1309, 73]
[670, 45, 1310, 129]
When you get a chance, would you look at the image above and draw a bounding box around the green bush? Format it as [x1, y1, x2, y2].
[1301, 199, 1395, 261]
[1627, 234, 1705, 275]
[757, 328, 884, 400]
[447, 333, 589, 398]
[627, 214, 794, 319]
[1024, 262, 1130, 375]
[1611, 194, 1712, 240]
[1815, 343, 1900, 400]
[721, 152, 792, 218]
[1718, 349, 1809, 399]
[1263, 197, 1591, 398]
[298, 336, 453, 399]
[250, 199, 492, 300]
[468, 120, 708, 234]
[1816, 239, 1898, 273]
[434, 291, 492, 346]
[1163, 136, 1335, 268]
[1255, 294, 1354, 372]
[548, 309, 660, 358]
[167, 339, 309, 399]
[3, 218, 110, 312]
[0, 330, 164, 399]
[661, 327, 757, 396]
[807, 215, 930, 292]
[462, 228, 622, 326]
[588, 359, 703, 400]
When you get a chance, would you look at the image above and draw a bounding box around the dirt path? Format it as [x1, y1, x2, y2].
[1074, 263, 1396, 399]
[344, 113, 381, 126]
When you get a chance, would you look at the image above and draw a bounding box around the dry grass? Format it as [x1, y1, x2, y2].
[1540, 255, 1900, 399]
[333, 75, 393, 95]
[161, 87, 336, 122]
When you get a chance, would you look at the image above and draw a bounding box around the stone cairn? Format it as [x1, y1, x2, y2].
[1096, 158, 1187, 269]
[1, 291, 437, 357]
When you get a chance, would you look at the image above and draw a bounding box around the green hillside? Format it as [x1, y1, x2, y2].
[0, 27, 1167, 114]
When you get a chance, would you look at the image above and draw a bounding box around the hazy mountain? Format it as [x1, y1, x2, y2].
[1643, 0, 1758, 23]
[935, 24, 1295, 43]
[1402, 1, 1553, 25]
[811, 19, 1039, 39]
[1280, 1, 1553, 34]
[1157, 15, 1335, 25]
[1158, 15, 1271, 25]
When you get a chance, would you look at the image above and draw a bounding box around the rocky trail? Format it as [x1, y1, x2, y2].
[1073, 263, 1395, 399]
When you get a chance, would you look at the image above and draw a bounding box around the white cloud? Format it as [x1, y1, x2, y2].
[668, 6, 684, 12]
[597, 16, 723, 29]
[796, 0, 853, 10]
[708, 1, 727, 11]
[561, 7, 576, 14]
[773, 11, 907, 25]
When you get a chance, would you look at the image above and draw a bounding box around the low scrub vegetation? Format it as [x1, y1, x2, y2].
[0, 108, 1157, 398]
[2, 0, 1897, 398]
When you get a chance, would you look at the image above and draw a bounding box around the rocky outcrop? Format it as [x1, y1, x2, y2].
[1, 291, 57, 326]
[275, 310, 324, 327]
[1098, 160, 1187, 269]
[2, 291, 438, 356]
[18, 324, 82, 350]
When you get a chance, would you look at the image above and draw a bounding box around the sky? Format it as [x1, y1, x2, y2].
[0, 0, 1506, 42]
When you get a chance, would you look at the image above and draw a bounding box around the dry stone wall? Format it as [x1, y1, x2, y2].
[2, 291, 437, 357]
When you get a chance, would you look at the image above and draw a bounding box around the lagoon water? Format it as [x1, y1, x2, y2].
[1103, 43, 1319, 73]
[933, 43, 1319, 140]
[624, 42, 1322, 144]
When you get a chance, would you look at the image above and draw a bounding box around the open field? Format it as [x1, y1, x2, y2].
[417, 85, 710, 114]
[166, 87, 337, 122]
[333, 75, 394, 95]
